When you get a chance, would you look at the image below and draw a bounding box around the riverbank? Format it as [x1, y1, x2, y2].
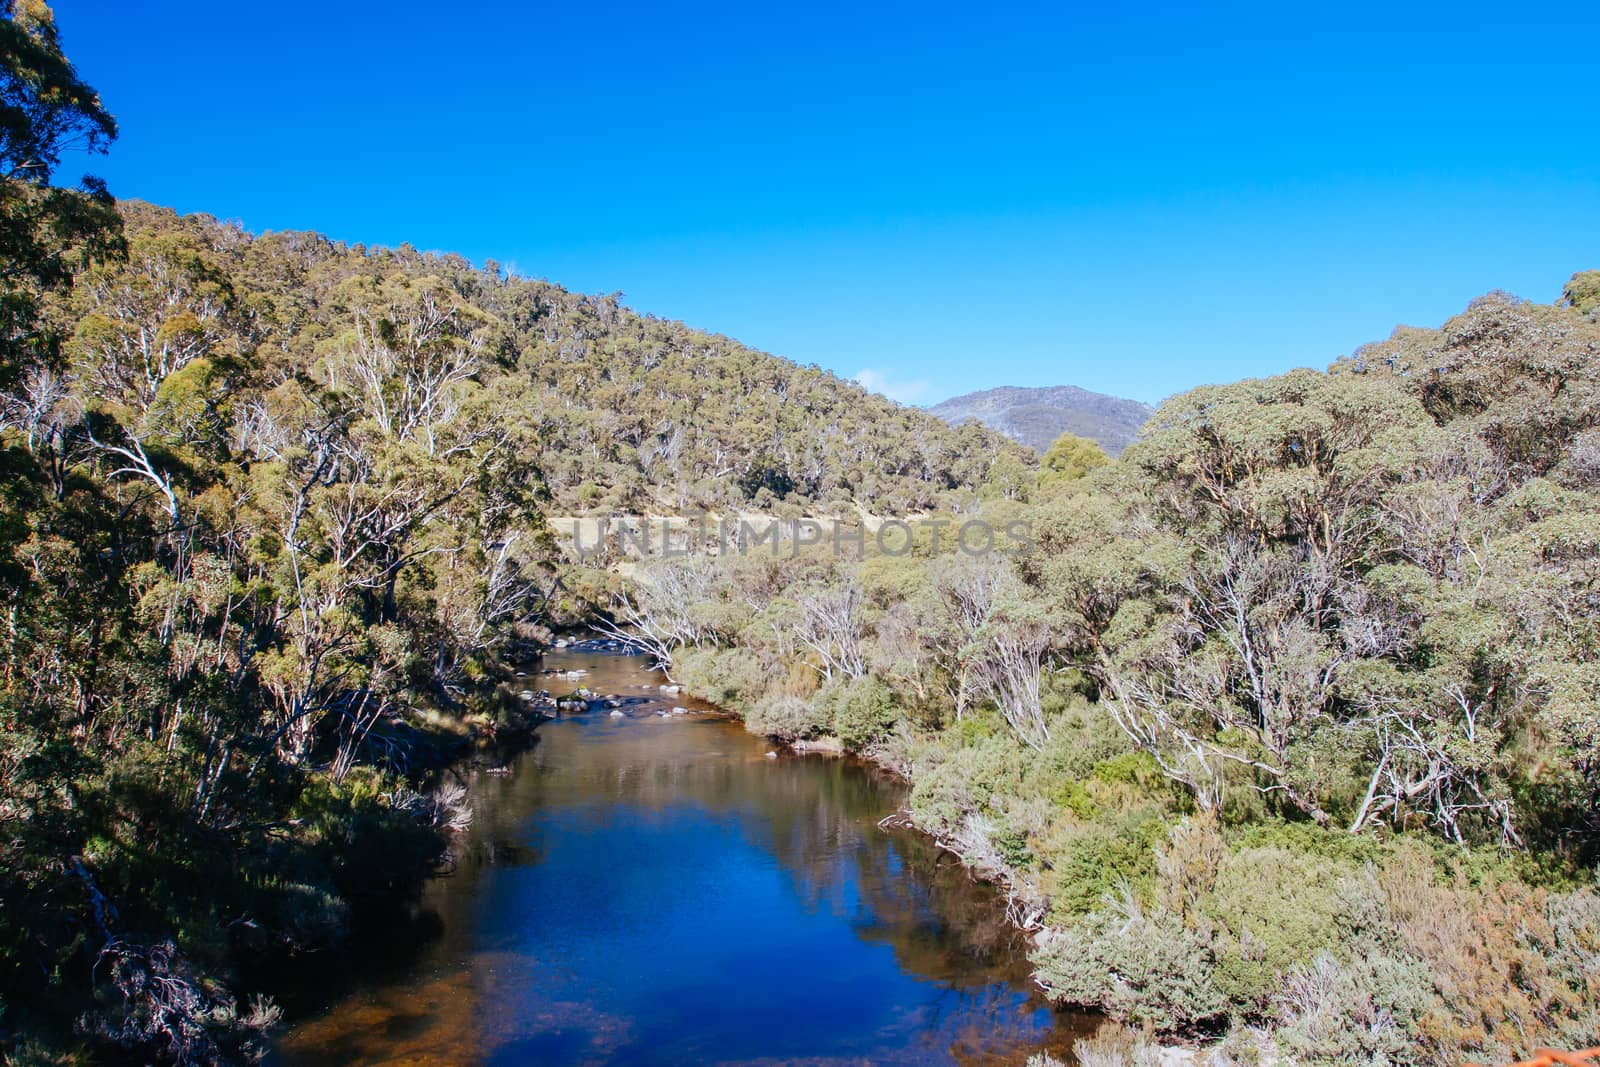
[661, 659, 1200, 1064]
[655, 635, 1600, 1067]
[674, 679, 1282, 1067]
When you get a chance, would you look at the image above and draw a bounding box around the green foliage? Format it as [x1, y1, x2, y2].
[1034, 698, 1133, 783]
[1033, 903, 1227, 1032]
[817, 675, 898, 750]
[907, 731, 1027, 837]
[0, 0, 123, 388]
[1231, 817, 1390, 866]
[672, 645, 772, 711]
[0, 17, 568, 1056]
[1272, 945, 1434, 1067]
[1200, 848, 1352, 1009]
[1039, 431, 1110, 485]
[1560, 269, 1600, 316]
[981, 449, 1033, 501]
[1090, 750, 1162, 788]
[744, 694, 828, 741]
[1040, 809, 1169, 920]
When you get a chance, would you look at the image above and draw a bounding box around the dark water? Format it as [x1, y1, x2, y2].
[270, 649, 1091, 1066]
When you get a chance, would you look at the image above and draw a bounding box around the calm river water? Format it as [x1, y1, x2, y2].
[269, 648, 1090, 1066]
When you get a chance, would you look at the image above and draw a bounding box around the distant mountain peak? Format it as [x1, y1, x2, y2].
[927, 384, 1154, 456]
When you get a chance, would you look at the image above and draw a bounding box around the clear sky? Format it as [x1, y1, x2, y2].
[51, 1, 1600, 406]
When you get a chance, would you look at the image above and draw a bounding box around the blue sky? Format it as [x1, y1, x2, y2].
[52, 1, 1599, 406]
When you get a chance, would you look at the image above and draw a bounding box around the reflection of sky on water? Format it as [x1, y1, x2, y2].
[272, 651, 1092, 1066]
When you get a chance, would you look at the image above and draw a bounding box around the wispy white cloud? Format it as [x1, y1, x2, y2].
[853, 367, 932, 406]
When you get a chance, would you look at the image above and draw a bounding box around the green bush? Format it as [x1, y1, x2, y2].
[1050, 778, 1101, 820]
[1154, 811, 1225, 923]
[818, 675, 900, 750]
[1200, 847, 1352, 1010]
[1271, 877, 1435, 1067]
[954, 706, 1006, 745]
[1091, 750, 1163, 787]
[1035, 700, 1132, 783]
[743, 694, 827, 741]
[291, 771, 446, 902]
[1536, 888, 1600, 1047]
[673, 646, 772, 711]
[1232, 818, 1390, 866]
[908, 759, 976, 839]
[1033, 903, 1226, 1032]
[907, 733, 1027, 838]
[991, 824, 1033, 868]
[1273, 949, 1433, 1067]
[1041, 808, 1168, 919]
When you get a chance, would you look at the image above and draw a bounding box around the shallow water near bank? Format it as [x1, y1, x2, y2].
[268, 648, 1091, 1065]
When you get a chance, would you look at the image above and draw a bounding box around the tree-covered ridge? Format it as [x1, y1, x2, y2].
[91, 201, 1021, 516]
[614, 286, 1600, 1065]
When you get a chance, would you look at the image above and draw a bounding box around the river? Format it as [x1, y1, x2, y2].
[268, 646, 1091, 1065]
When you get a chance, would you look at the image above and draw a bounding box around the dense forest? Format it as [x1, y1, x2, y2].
[85, 199, 1024, 519]
[617, 281, 1600, 1066]
[3, 3, 1599, 1064]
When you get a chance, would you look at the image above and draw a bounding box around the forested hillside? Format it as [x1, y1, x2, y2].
[929, 384, 1154, 455]
[99, 201, 1020, 516]
[615, 286, 1600, 1066]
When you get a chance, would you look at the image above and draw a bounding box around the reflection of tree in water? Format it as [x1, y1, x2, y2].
[277, 652, 1093, 1065]
[714, 762, 1101, 1066]
[484, 712, 1029, 988]
[493, 706, 1072, 1043]
[721, 758, 1032, 987]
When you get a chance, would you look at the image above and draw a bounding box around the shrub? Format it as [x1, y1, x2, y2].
[1031, 701, 1133, 800]
[1375, 852, 1600, 1065]
[955, 705, 1006, 745]
[1271, 874, 1436, 1066]
[907, 733, 1027, 838]
[818, 675, 900, 750]
[1200, 847, 1352, 1011]
[1072, 1025, 1164, 1067]
[1155, 811, 1225, 923]
[1091, 750, 1164, 788]
[1039, 807, 1168, 920]
[743, 694, 827, 741]
[1273, 947, 1433, 1067]
[907, 758, 976, 840]
[1033, 898, 1226, 1032]
[673, 646, 771, 711]
[991, 824, 1033, 868]
[1537, 887, 1600, 1045]
[1232, 818, 1390, 866]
